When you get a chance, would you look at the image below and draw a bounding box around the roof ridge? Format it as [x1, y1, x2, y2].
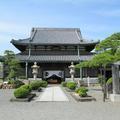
[30, 28, 37, 41]
[75, 30, 83, 41]
[32, 27, 80, 31]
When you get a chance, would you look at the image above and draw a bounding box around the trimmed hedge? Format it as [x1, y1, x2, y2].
[61, 81, 67, 87]
[30, 80, 48, 90]
[66, 82, 76, 90]
[75, 87, 88, 93]
[78, 90, 87, 97]
[30, 81, 41, 90]
[20, 85, 32, 92]
[40, 81, 48, 88]
[76, 87, 88, 97]
[14, 87, 30, 98]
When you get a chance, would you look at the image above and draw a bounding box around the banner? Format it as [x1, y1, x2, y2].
[43, 70, 64, 79]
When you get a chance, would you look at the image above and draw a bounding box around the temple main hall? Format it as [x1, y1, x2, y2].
[11, 28, 98, 83]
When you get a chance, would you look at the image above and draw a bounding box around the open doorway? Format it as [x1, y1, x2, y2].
[43, 70, 64, 84]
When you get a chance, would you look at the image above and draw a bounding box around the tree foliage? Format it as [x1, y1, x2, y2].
[76, 32, 120, 69]
[4, 50, 21, 80]
[96, 32, 120, 55]
[76, 32, 120, 101]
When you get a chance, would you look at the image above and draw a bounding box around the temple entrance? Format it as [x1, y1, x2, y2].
[43, 70, 64, 84]
[47, 75, 62, 84]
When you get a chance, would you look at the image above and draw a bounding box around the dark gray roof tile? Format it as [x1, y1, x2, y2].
[16, 54, 93, 62]
[30, 28, 81, 44]
[11, 28, 83, 45]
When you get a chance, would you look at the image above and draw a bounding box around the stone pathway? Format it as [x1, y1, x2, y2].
[36, 86, 69, 102]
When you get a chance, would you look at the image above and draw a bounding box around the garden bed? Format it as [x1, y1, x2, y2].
[10, 93, 36, 102]
[65, 87, 75, 92]
[71, 93, 96, 102]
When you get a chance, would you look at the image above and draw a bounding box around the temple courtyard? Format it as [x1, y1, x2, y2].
[0, 85, 120, 120]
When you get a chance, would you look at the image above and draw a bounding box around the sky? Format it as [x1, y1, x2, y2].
[0, 0, 120, 55]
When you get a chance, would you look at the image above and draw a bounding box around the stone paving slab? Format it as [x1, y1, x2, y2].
[36, 86, 69, 102]
[1, 88, 120, 120]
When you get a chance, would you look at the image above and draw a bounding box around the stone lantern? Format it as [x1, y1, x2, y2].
[31, 62, 39, 80]
[69, 62, 75, 81]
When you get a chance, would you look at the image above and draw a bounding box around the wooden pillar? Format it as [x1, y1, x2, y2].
[77, 45, 80, 57]
[26, 42, 31, 79]
[80, 67, 82, 80]
[25, 62, 28, 79]
[112, 64, 120, 94]
[77, 45, 82, 79]
[28, 46, 31, 57]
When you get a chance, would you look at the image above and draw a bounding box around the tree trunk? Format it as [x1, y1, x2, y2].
[103, 66, 107, 102]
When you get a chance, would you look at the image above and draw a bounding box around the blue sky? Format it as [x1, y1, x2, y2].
[0, 0, 120, 55]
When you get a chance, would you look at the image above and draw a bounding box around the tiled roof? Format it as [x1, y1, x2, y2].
[29, 28, 82, 45]
[11, 28, 98, 45]
[16, 54, 93, 62]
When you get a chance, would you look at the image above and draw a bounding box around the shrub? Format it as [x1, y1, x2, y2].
[98, 75, 104, 86]
[75, 88, 81, 93]
[106, 77, 113, 93]
[14, 87, 30, 98]
[40, 81, 48, 87]
[107, 77, 112, 85]
[30, 81, 41, 90]
[20, 84, 32, 92]
[19, 76, 27, 79]
[61, 81, 67, 87]
[78, 90, 87, 97]
[8, 80, 14, 84]
[77, 87, 88, 97]
[8, 80, 24, 88]
[66, 82, 76, 90]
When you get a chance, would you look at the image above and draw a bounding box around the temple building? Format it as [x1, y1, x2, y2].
[11, 28, 98, 83]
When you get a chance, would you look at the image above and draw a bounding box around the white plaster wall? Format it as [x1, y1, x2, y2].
[65, 77, 98, 84]
[28, 78, 42, 81]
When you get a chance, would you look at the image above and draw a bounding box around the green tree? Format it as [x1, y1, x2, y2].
[114, 47, 120, 61]
[96, 32, 120, 55]
[77, 33, 120, 69]
[4, 50, 21, 80]
[8, 59, 21, 79]
[76, 32, 120, 101]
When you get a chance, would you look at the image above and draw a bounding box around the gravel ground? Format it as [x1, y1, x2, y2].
[0, 88, 120, 120]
